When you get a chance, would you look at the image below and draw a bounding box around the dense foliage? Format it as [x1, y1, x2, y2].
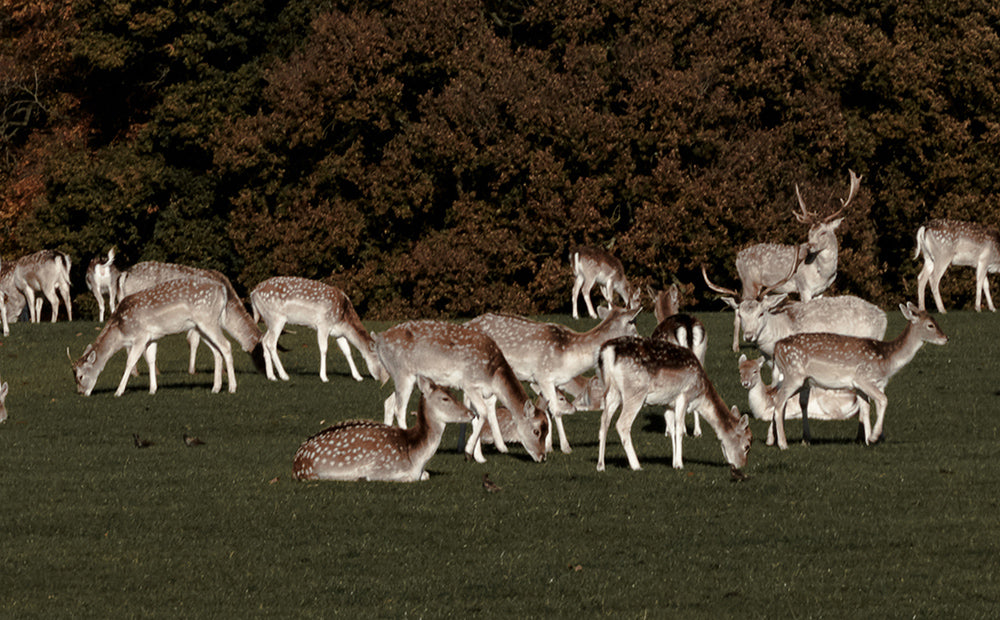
[3, 0, 999, 318]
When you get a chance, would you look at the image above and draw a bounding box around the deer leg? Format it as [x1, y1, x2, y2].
[692, 411, 703, 438]
[465, 413, 489, 463]
[929, 261, 950, 313]
[198, 325, 236, 393]
[582, 279, 599, 319]
[597, 383, 622, 472]
[571, 275, 585, 319]
[859, 381, 889, 443]
[855, 396, 872, 444]
[23, 288, 37, 323]
[670, 395, 688, 469]
[143, 342, 159, 394]
[261, 316, 288, 381]
[799, 384, 812, 445]
[916, 258, 934, 311]
[58, 281, 72, 321]
[186, 330, 201, 374]
[387, 376, 415, 428]
[538, 380, 573, 453]
[335, 335, 364, 382]
[116, 340, 149, 397]
[772, 380, 803, 450]
[731, 313, 741, 352]
[42, 285, 60, 322]
[615, 392, 646, 471]
[978, 262, 996, 311]
[95, 292, 106, 323]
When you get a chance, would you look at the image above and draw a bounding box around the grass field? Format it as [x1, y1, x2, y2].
[2, 309, 999, 617]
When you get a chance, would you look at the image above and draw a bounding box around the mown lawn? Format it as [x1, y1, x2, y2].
[1, 309, 998, 618]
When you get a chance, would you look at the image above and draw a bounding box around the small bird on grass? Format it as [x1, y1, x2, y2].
[183, 433, 205, 447]
[133, 433, 153, 448]
[482, 473, 501, 493]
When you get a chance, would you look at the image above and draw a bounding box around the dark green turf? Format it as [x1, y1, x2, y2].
[1, 310, 998, 617]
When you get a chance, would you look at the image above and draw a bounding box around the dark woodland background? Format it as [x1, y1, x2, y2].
[2, 0, 999, 319]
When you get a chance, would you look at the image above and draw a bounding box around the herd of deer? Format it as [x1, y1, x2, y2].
[2, 170, 998, 482]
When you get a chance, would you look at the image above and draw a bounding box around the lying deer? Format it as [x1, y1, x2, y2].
[292, 377, 473, 482]
[915, 219, 1000, 313]
[250, 276, 386, 383]
[570, 246, 640, 319]
[597, 336, 752, 472]
[375, 320, 548, 463]
[770, 302, 948, 449]
[466, 305, 640, 453]
[71, 279, 238, 396]
[85, 249, 121, 322]
[738, 354, 869, 445]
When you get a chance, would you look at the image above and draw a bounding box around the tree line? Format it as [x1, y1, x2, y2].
[2, 0, 999, 319]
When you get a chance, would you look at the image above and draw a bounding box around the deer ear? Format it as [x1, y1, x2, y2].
[597, 305, 611, 319]
[416, 375, 431, 394]
[739, 353, 747, 363]
[721, 296, 739, 311]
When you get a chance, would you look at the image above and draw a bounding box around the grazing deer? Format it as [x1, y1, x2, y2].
[118, 261, 264, 374]
[915, 219, 1000, 313]
[597, 336, 752, 472]
[11, 249, 72, 323]
[71, 279, 238, 396]
[736, 294, 887, 359]
[250, 276, 386, 383]
[705, 170, 861, 350]
[738, 354, 870, 445]
[771, 302, 948, 450]
[570, 246, 640, 319]
[554, 374, 605, 412]
[467, 305, 640, 453]
[292, 377, 473, 482]
[0, 260, 27, 335]
[0, 376, 8, 423]
[86, 249, 121, 322]
[375, 320, 548, 463]
[649, 285, 708, 437]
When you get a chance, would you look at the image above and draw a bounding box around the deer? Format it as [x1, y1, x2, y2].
[85, 249, 121, 322]
[770, 302, 948, 450]
[10, 249, 73, 323]
[738, 353, 870, 445]
[705, 170, 861, 351]
[570, 246, 640, 319]
[375, 320, 549, 464]
[71, 278, 238, 397]
[914, 219, 1000, 313]
[467, 305, 641, 453]
[597, 336, 752, 473]
[117, 261, 265, 374]
[648, 284, 708, 437]
[0, 260, 26, 335]
[250, 276, 387, 384]
[292, 376, 474, 482]
[735, 294, 887, 360]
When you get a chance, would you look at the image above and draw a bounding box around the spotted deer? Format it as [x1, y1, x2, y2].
[11, 249, 72, 323]
[738, 353, 870, 445]
[915, 219, 1000, 313]
[770, 302, 948, 450]
[597, 336, 752, 472]
[467, 305, 640, 453]
[292, 377, 473, 482]
[85, 249, 121, 322]
[250, 276, 386, 383]
[649, 285, 708, 437]
[570, 246, 640, 319]
[117, 261, 264, 374]
[71, 278, 238, 396]
[704, 170, 861, 350]
[375, 320, 548, 463]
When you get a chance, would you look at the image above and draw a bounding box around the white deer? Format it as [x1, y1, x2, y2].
[292, 377, 473, 482]
[570, 246, 640, 319]
[705, 170, 861, 350]
[770, 302, 948, 450]
[467, 305, 640, 453]
[0, 260, 27, 335]
[597, 336, 752, 472]
[250, 276, 386, 383]
[71, 278, 238, 396]
[11, 249, 73, 323]
[915, 219, 1000, 313]
[85, 249, 121, 322]
[738, 354, 870, 445]
[117, 261, 264, 374]
[375, 320, 548, 463]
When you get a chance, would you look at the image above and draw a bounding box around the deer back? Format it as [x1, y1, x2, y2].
[751, 295, 887, 357]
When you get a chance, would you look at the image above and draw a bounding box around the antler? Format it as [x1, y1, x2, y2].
[756, 247, 804, 299]
[794, 169, 862, 224]
[701, 264, 739, 297]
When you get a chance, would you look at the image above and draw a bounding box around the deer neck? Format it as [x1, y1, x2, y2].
[401, 397, 447, 463]
[875, 322, 926, 380]
[745, 377, 775, 421]
[88, 322, 128, 373]
[694, 375, 739, 434]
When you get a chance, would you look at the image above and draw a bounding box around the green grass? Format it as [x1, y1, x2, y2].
[2, 310, 999, 618]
